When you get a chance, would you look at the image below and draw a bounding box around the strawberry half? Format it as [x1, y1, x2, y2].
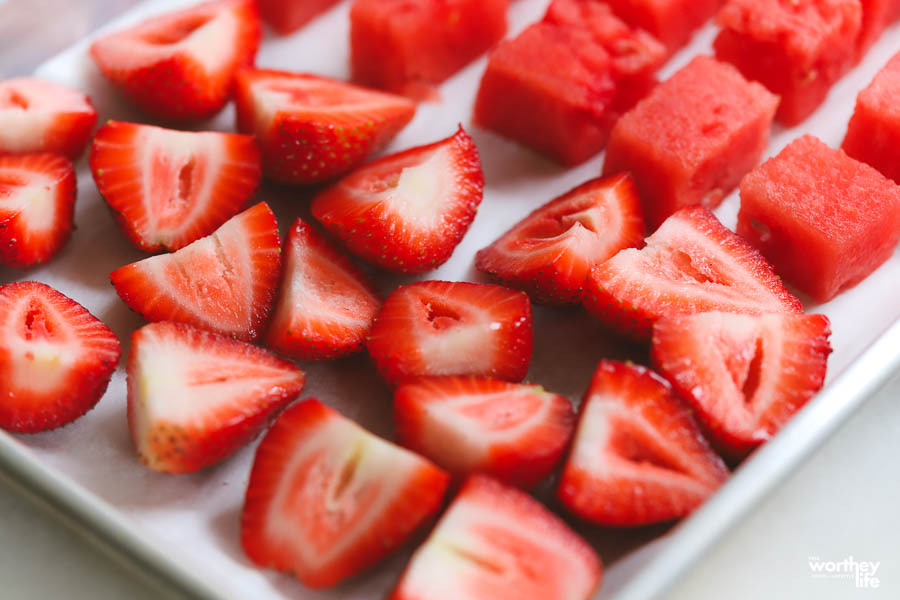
[110, 202, 281, 341]
[90, 0, 261, 122]
[0, 78, 97, 159]
[241, 398, 450, 588]
[391, 475, 603, 600]
[584, 206, 802, 339]
[557, 361, 729, 526]
[0, 153, 76, 268]
[476, 172, 645, 305]
[265, 217, 381, 361]
[127, 321, 305, 473]
[394, 377, 575, 488]
[652, 311, 832, 459]
[0, 281, 120, 433]
[367, 281, 533, 386]
[311, 126, 484, 274]
[234, 69, 416, 185]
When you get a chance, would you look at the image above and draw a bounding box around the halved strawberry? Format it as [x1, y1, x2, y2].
[476, 172, 645, 305]
[311, 127, 484, 274]
[557, 361, 728, 526]
[90, 0, 261, 122]
[584, 206, 802, 339]
[394, 377, 575, 488]
[0, 153, 75, 268]
[367, 281, 532, 386]
[265, 217, 381, 361]
[0, 78, 97, 159]
[127, 321, 305, 473]
[652, 311, 832, 459]
[234, 69, 416, 184]
[241, 398, 450, 588]
[110, 202, 281, 341]
[391, 475, 603, 600]
[0, 281, 120, 433]
[90, 121, 261, 252]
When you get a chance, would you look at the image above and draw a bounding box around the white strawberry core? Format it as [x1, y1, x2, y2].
[0, 78, 92, 153]
[0, 166, 60, 232]
[389, 146, 454, 226]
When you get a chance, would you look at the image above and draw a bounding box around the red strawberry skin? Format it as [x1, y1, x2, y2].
[0, 153, 76, 268]
[0, 281, 121, 433]
[235, 69, 416, 185]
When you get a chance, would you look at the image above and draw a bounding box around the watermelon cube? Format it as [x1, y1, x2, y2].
[603, 55, 778, 230]
[858, 0, 900, 55]
[350, 0, 508, 99]
[603, 0, 726, 55]
[714, 0, 862, 126]
[737, 135, 900, 303]
[257, 0, 340, 35]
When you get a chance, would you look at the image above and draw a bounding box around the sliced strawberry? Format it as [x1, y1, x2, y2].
[241, 398, 450, 588]
[558, 361, 728, 526]
[90, 0, 261, 122]
[0, 78, 97, 159]
[391, 475, 603, 600]
[652, 311, 832, 459]
[90, 121, 261, 252]
[311, 127, 484, 274]
[394, 377, 575, 488]
[265, 218, 381, 361]
[234, 69, 416, 184]
[127, 321, 305, 473]
[367, 281, 532, 386]
[110, 202, 281, 341]
[0, 153, 75, 268]
[584, 206, 802, 339]
[0, 281, 120, 433]
[476, 172, 645, 305]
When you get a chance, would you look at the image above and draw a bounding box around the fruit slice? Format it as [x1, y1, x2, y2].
[0, 153, 76, 267]
[0, 281, 120, 433]
[584, 206, 802, 340]
[258, 0, 341, 35]
[242, 399, 450, 588]
[311, 127, 484, 274]
[110, 202, 281, 341]
[475, 173, 645, 305]
[265, 217, 381, 361]
[394, 377, 575, 488]
[90, 0, 261, 121]
[558, 361, 729, 526]
[91, 121, 262, 252]
[652, 311, 832, 458]
[234, 69, 415, 184]
[367, 281, 533, 386]
[391, 475, 603, 600]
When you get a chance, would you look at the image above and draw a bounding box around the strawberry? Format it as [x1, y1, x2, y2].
[652, 311, 832, 459]
[476, 172, 645, 305]
[127, 321, 305, 473]
[557, 361, 729, 526]
[0, 153, 76, 268]
[367, 281, 533, 386]
[241, 398, 450, 588]
[234, 69, 416, 184]
[394, 377, 575, 488]
[584, 206, 802, 339]
[391, 475, 603, 600]
[265, 217, 381, 361]
[0, 78, 97, 159]
[90, 121, 261, 252]
[89, 0, 261, 122]
[311, 127, 484, 274]
[110, 202, 281, 342]
[0, 281, 120, 433]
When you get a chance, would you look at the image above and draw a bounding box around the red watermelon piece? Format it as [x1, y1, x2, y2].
[603, 0, 726, 55]
[258, 0, 340, 35]
[857, 0, 900, 56]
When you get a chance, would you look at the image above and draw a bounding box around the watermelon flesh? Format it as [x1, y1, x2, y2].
[603, 0, 726, 55]
[257, 0, 340, 35]
[737, 135, 900, 303]
[857, 0, 900, 56]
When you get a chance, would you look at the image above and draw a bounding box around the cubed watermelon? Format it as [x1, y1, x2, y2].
[843, 51, 900, 183]
[603, 0, 725, 55]
[603, 55, 778, 230]
[350, 0, 508, 99]
[714, 0, 862, 126]
[737, 135, 900, 303]
[258, 0, 340, 35]
[858, 0, 900, 55]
